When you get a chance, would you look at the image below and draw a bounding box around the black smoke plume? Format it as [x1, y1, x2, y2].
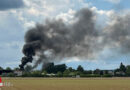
[103, 13, 130, 53]
[19, 8, 130, 70]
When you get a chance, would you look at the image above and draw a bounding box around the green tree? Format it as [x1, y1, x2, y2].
[0, 66, 3, 70]
[94, 69, 101, 75]
[69, 72, 76, 76]
[43, 63, 54, 73]
[14, 67, 20, 71]
[31, 70, 42, 77]
[68, 67, 75, 72]
[77, 65, 84, 72]
[126, 65, 130, 76]
[54, 64, 67, 73]
[63, 69, 70, 77]
[6, 67, 12, 70]
[57, 71, 62, 77]
[84, 70, 93, 74]
[41, 70, 47, 77]
[8, 73, 15, 77]
[119, 62, 126, 73]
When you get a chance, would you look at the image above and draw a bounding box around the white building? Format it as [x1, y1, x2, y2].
[14, 70, 23, 76]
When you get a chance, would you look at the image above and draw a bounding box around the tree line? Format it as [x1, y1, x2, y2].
[0, 62, 130, 77]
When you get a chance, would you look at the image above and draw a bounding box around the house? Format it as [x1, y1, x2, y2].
[102, 70, 115, 75]
[76, 75, 80, 78]
[14, 70, 23, 76]
[108, 70, 115, 75]
[115, 71, 125, 76]
[46, 73, 56, 76]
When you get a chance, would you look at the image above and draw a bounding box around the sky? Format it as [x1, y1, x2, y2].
[0, 0, 130, 70]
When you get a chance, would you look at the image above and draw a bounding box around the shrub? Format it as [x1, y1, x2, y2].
[57, 72, 63, 77]
[102, 74, 113, 77]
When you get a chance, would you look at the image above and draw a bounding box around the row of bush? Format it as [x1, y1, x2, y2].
[20, 71, 113, 77]
[1, 62, 130, 77]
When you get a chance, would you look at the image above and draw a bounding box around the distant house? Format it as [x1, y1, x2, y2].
[102, 70, 115, 75]
[115, 71, 125, 76]
[94, 69, 101, 75]
[14, 70, 23, 76]
[45, 73, 56, 76]
[76, 75, 80, 78]
[108, 70, 115, 75]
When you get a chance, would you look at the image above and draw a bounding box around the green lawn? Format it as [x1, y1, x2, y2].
[1, 78, 130, 90]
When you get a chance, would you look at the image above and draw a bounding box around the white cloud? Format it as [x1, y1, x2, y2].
[15, 0, 92, 32]
[27, 8, 40, 16]
[24, 21, 35, 29]
[61, 57, 81, 63]
[90, 6, 116, 27]
[61, 57, 99, 63]
[56, 9, 76, 24]
[91, 6, 115, 17]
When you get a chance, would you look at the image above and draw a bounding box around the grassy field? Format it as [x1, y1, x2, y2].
[1, 78, 130, 90]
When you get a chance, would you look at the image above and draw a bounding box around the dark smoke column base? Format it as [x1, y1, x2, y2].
[19, 56, 33, 70]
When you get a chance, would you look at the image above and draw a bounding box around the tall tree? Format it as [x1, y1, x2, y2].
[54, 64, 67, 73]
[94, 69, 101, 75]
[119, 62, 126, 73]
[14, 67, 20, 71]
[126, 65, 130, 76]
[0, 66, 3, 70]
[43, 63, 54, 73]
[77, 65, 84, 72]
[68, 67, 74, 72]
[6, 67, 12, 70]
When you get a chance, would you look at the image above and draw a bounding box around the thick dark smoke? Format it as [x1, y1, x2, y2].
[19, 8, 130, 70]
[19, 41, 41, 70]
[103, 14, 130, 53]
